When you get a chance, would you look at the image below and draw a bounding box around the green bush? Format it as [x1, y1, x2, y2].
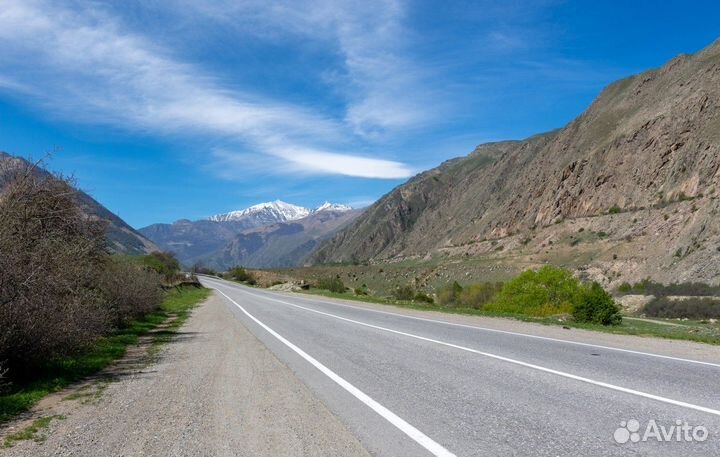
[573, 282, 621, 325]
[316, 277, 345, 293]
[413, 292, 434, 304]
[354, 287, 368, 296]
[392, 285, 415, 301]
[485, 266, 581, 317]
[437, 281, 463, 306]
[228, 266, 254, 283]
[142, 251, 180, 278]
[457, 282, 503, 309]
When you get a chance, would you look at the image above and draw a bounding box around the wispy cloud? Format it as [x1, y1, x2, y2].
[0, 0, 414, 179]
[163, 0, 439, 138]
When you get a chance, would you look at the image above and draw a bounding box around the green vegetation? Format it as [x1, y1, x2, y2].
[458, 282, 503, 309]
[391, 285, 415, 301]
[485, 266, 574, 316]
[298, 282, 719, 345]
[643, 296, 720, 319]
[616, 279, 720, 297]
[437, 281, 463, 305]
[485, 266, 620, 324]
[608, 205, 622, 214]
[3, 415, 64, 447]
[141, 251, 181, 278]
[225, 266, 257, 285]
[572, 282, 622, 325]
[0, 286, 209, 426]
[316, 276, 346, 293]
[413, 292, 434, 304]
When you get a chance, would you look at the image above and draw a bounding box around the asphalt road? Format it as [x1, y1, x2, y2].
[201, 277, 720, 457]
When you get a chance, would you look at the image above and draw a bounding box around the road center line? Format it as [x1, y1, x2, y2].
[216, 282, 720, 418]
[213, 279, 720, 369]
[212, 287, 457, 457]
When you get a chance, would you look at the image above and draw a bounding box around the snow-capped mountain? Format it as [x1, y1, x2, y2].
[208, 200, 352, 223]
[141, 199, 360, 267]
[208, 200, 310, 223]
[314, 202, 352, 213]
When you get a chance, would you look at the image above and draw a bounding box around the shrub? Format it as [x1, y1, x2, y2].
[643, 297, 720, 319]
[0, 161, 111, 377]
[437, 281, 463, 306]
[618, 280, 720, 297]
[573, 282, 622, 325]
[99, 257, 164, 326]
[617, 282, 632, 294]
[228, 266, 255, 283]
[458, 282, 503, 309]
[317, 277, 346, 293]
[608, 206, 622, 214]
[354, 287, 368, 296]
[413, 292, 434, 304]
[392, 285, 415, 301]
[485, 266, 581, 316]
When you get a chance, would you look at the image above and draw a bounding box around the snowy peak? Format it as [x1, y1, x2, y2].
[208, 200, 352, 223]
[314, 202, 352, 213]
[208, 200, 310, 223]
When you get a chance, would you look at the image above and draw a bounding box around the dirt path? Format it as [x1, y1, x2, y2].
[0, 293, 371, 457]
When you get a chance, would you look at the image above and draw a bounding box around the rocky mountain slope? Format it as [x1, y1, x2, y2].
[312, 39, 720, 285]
[0, 152, 157, 255]
[141, 201, 358, 267]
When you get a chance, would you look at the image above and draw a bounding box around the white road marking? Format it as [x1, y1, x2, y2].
[212, 287, 457, 457]
[209, 278, 720, 369]
[212, 282, 720, 418]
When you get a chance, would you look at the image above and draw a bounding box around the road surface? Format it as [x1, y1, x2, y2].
[201, 277, 720, 457]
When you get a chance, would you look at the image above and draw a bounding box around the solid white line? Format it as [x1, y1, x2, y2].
[211, 287, 457, 457]
[214, 282, 720, 418]
[206, 278, 720, 369]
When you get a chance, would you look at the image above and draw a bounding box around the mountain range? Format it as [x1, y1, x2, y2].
[139, 201, 360, 269]
[0, 152, 157, 255]
[311, 38, 720, 285]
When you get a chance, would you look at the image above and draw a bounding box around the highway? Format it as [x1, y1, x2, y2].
[201, 277, 720, 456]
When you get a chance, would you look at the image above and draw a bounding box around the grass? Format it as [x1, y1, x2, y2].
[297, 288, 720, 345]
[3, 415, 64, 447]
[0, 285, 210, 427]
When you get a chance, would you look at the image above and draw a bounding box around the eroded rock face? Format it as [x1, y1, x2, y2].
[313, 39, 720, 283]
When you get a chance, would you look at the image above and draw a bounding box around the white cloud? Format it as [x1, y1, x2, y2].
[0, 0, 413, 179]
[163, 0, 437, 137]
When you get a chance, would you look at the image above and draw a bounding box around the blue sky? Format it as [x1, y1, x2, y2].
[0, 1, 718, 228]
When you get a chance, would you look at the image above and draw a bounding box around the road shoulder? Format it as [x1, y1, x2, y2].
[0, 292, 371, 457]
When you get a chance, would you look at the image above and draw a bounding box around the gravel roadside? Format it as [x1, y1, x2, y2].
[1, 292, 371, 457]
